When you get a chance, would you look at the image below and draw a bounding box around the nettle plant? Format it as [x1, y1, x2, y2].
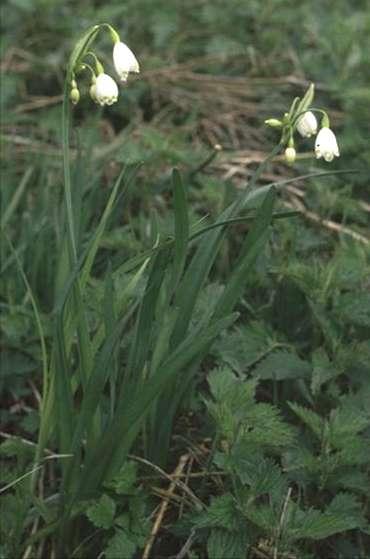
[3, 23, 361, 559]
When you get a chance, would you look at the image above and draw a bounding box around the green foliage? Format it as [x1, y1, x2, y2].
[2, 0, 370, 557]
[86, 494, 116, 529]
[253, 350, 312, 380]
[196, 365, 370, 557]
[206, 367, 294, 449]
[79, 460, 151, 557]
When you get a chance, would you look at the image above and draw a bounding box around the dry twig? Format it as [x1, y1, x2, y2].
[142, 454, 190, 559]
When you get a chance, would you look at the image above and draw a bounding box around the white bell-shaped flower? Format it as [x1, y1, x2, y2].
[95, 73, 119, 106]
[113, 41, 140, 82]
[285, 146, 296, 164]
[315, 127, 340, 162]
[296, 111, 318, 137]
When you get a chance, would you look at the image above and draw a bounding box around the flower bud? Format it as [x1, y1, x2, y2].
[95, 73, 119, 106]
[90, 83, 98, 103]
[285, 146, 296, 164]
[296, 111, 318, 137]
[265, 118, 283, 128]
[70, 87, 80, 105]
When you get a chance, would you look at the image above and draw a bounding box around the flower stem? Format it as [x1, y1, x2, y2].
[62, 79, 77, 263]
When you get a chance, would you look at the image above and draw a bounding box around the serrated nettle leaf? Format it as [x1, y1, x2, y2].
[230, 452, 287, 499]
[194, 494, 237, 530]
[104, 529, 137, 559]
[288, 493, 367, 541]
[211, 322, 274, 375]
[240, 403, 295, 448]
[207, 367, 257, 403]
[329, 404, 370, 442]
[104, 461, 137, 495]
[333, 469, 370, 494]
[253, 350, 312, 381]
[86, 494, 116, 529]
[311, 348, 340, 395]
[207, 528, 249, 559]
[334, 292, 370, 327]
[243, 503, 278, 533]
[288, 402, 324, 440]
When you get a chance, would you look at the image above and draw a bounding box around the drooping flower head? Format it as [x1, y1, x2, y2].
[265, 83, 340, 165]
[296, 111, 318, 138]
[315, 127, 340, 162]
[94, 73, 119, 106]
[285, 146, 296, 164]
[67, 24, 139, 107]
[113, 41, 140, 82]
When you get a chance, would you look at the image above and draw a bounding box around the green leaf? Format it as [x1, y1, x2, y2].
[334, 292, 370, 327]
[171, 168, 189, 289]
[125, 246, 170, 381]
[292, 493, 366, 540]
[104, 529, 137, 559]
[231, 453, 287, 500]
[253, 351, 311, 381]
[207, 528, 249, 559]
[86, 494, 116, 530]
[105, 461, 137, 495]
[79, 313, 237, 495]
[207, 367, 256, 404]
[195, 494, 236, 530]
[213, 188, 276, 319]
[80, 165, 138, 289]
[294, 83, 315, 120]
[288, 402, 324, 440]
[212, 322, 272, 375]
[329, 404, 370, 442]
[311, 348, 340, 395]
[67, 25, 100, 78]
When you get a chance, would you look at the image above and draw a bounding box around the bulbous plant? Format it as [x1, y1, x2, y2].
[18, 25, 348, 558]
[265, 83, 340, 164]
[62, 23, 140, 265]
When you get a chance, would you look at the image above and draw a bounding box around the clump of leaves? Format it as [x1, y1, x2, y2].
[83, 461, 150, 558]
[187, 367, 370, 558]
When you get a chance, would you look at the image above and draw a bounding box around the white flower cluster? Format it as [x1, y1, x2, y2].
[265, 84, 340, 164]
[297, 111, 340, 163]
[69, 28, 140, 108]
[93, 41, 139, 107]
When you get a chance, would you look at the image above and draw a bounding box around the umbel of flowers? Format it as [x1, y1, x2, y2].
[67, 23, 140, 107]
[265, 83, 340, 164]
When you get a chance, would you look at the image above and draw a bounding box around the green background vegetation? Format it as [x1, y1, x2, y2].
[1, 0, 370, 558]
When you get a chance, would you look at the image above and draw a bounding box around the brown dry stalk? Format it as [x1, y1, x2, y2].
[285, 195, 370, 246]
[142, 454, 190, 559]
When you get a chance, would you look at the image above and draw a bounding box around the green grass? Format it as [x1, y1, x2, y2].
[1, 1, 370, 558]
